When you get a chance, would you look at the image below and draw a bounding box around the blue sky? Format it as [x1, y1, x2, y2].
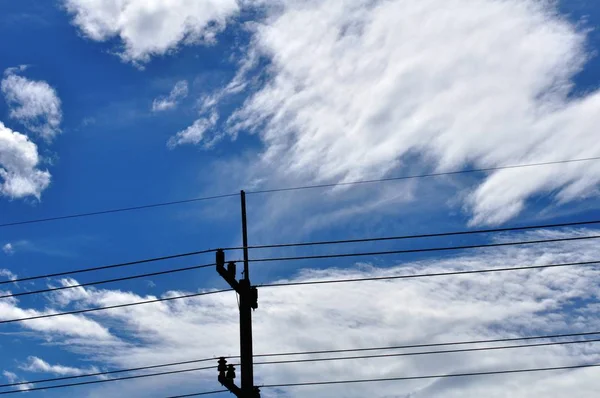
[0, 0, 600, 397]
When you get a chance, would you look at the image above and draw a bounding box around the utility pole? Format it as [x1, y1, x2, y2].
[216, 190, 259, 398]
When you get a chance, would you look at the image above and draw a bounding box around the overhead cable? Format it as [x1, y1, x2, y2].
[2, 157, 599, 228]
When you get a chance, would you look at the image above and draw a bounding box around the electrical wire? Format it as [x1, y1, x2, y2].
[2, 157, 599, 228]
[246, 156, 600, 195]
[3, 218, 599, 290]
[0, 365, 217, 395]
[0, 358, 217, 389]
[248, 235, 600, 263]
[0, 249, 217, 286]
[0, 289, 232, 325]
[251, 338, 600, 367]
[0, 193, 239, 228]
[2, 257, 599, 325]
[4, 331, 600, 390]
[245, 218, 600, 250]
[164, 392, 227, 398]
[0, 263, 215, 300]
[260, 363, 600, 389]
[260, 259, 600, 289]
[3, 337, 598, 394]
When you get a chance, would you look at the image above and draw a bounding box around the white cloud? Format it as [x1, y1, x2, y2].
[1, 69, 62, 140]
[2, 371, 33, 391]
[0, 295, 113, 339]
[20, 357, 99, 376]
[167, 111, 218, 148]
[63, 0, 240, 63]
[6, 229, 598, 397]
[2, 243, 14, 255]
[152, 80, 189, 112]
[190, 0, 600, 225]
[0, 269, 17, 282]
[0, 122, 51, 199]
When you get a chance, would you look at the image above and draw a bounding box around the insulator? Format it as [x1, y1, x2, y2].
[217, 357, 228, 372]
[226, 364, 236, 380]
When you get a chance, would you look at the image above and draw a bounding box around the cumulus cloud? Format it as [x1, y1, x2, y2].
[188, 0, 600, 225]
[0, 122, 51, 199]
[1, 68, 62, 140]
[152, 80, 189, 112]
[63, 0, 240, 63]
[4, 229, 599, 397]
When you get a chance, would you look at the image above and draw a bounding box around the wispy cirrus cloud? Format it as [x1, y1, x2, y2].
[20, 356, 100, 377]
[152, 80, 189, 112]
[178, 0, 600, 226]
[2, 371, 33, 392]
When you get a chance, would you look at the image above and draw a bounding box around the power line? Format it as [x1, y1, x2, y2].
[0, 249, 217, 286]
[5, 219, 598, 299]
[246, 219, 600, 250]
[249, 235, 600, 263]
[260, 259, 600, 289]
[3, 337, 598, 394]
[252, 338, 600, 367]
[0, 358, 216, 389]
[3, 258, 599, 325]
[247, 156, 600, 195]
[0, 365, 217, 395]
[7, 333, 600, 389]
[261, 363, 600, 389]
[0, 193, 238, 228]
[0, 289, 231, 325]
[0, 263, 215, 300]
[2, 157, 599, 228]
[165, 392, 227, 398]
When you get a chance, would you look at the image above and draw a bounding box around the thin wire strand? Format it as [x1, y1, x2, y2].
[261, 363, 600, 388]
[3, 258, 600, 325]
[0, 249, 217, 286]
[247, 156, 600, 195]
[245, 219, 600, 250]
[0, 289, 232, 325]
[0, 263, 215, 300]
[2, 157, 599, 228]
[0, 365, 217, 395]
[4, 334, 599, 389]
[251, 338, 600, 366]
[164, 392, 228, 398]
[3, 219, 600, 289]
[0, 193, 239, 228]
[3, 338, 598, 393]
[260, 259, 600, 289]
[248, 235, 600, 263]
[0, 358, 217, 388]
